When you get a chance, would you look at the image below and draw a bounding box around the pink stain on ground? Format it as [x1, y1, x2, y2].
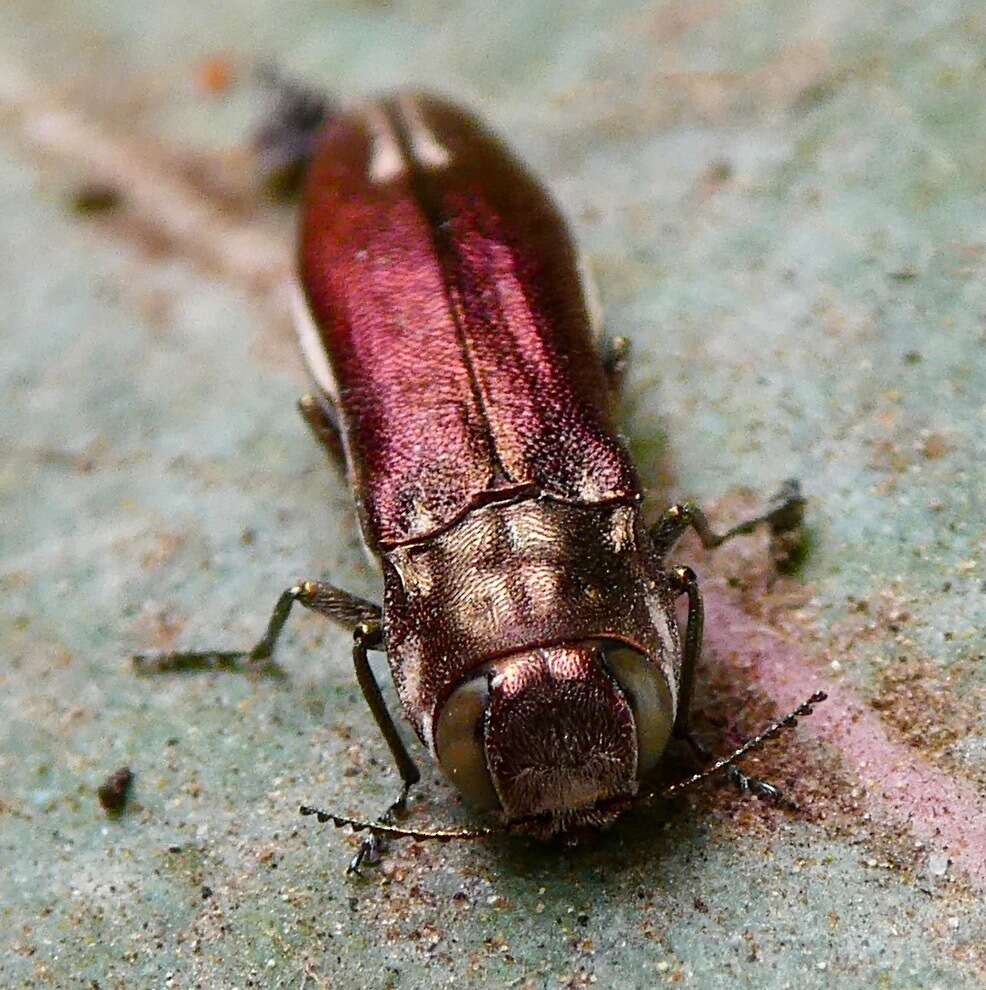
[702, 591, 986, 892]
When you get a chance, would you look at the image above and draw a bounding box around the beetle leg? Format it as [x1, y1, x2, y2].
[650, 478, 805, 567]
[347, 620, 421, 875]
[133, 580, 380, 676]
[667, 565, 784, 803]
[668, 565, 701, 740]
[298, 392, 346, 468]
[601, 335, 631, 393]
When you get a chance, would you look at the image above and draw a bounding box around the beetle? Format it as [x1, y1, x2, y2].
[137, 89, 823, 871]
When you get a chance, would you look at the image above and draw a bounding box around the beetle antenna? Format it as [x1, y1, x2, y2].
[650, 690, 827, 801]
[299, 805, 497, 843]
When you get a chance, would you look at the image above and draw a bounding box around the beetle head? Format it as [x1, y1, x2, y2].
[434, 641, 674, 835]
[302, 691, 826, 847]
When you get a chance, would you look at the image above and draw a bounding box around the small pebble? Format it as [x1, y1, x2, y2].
[97, 766, 133, 814]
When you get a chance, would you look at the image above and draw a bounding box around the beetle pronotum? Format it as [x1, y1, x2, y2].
[137, 87, 824, 871]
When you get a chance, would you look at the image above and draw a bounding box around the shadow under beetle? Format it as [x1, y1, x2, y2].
[137, 88, 824, 872]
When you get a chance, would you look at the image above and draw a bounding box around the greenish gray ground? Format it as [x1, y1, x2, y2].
[1, 2, 984, 988]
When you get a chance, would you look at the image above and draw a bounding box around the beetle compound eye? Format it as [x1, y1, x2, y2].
[604, 645, 674, 778]
[435, 674, 501, 812]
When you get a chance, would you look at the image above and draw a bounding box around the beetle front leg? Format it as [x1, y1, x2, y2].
[650, 479, 805, 566]
[346, 620, 421, 875]
[668, 566, 782, 803]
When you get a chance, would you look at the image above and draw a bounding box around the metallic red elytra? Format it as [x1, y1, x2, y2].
[137, 90, 822, 871]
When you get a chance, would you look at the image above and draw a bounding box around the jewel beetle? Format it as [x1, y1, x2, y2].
[137, 89, 823, 871]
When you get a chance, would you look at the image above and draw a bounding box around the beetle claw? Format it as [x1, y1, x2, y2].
[725, 765, 784, 803]
[346, 835, 383, 875]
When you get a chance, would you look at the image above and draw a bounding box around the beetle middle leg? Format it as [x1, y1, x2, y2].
[650, 478, 805, 568]
[668, 565, 783, 802]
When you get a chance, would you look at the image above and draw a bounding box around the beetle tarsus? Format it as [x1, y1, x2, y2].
[765, 478, 808, 573]
[655, 692, 826, 803]
[727, 767, 784, 803]
[682, 730, 785, 804]
[132, 648, 284, 677]
[764, 478, 806, 534]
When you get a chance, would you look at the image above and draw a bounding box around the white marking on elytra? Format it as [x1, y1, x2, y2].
[291, 283, 376, 567]
[365, 103, 406, 184]
[290, 281, 338, 401]
[399, 93, 451, 170]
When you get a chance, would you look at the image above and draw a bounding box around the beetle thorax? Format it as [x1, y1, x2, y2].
[381, 496, 681, 749]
